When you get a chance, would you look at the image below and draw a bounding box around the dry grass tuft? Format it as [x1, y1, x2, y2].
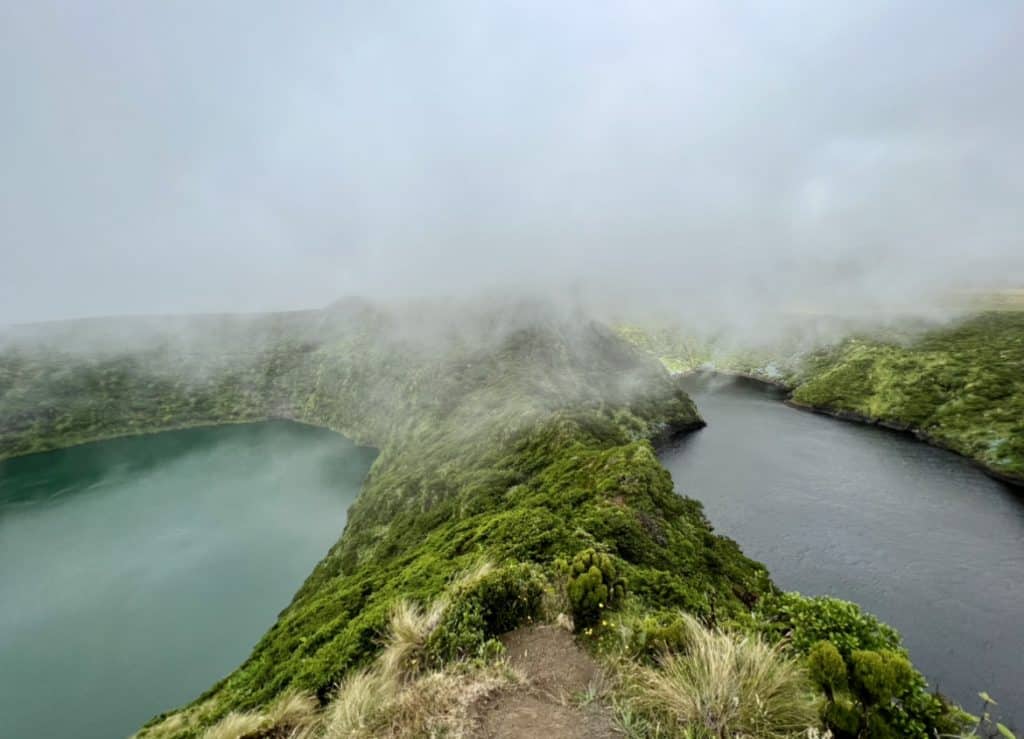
[630, 614, 819, 739]
[320, 661, 519, 738]
[322, 667, 393, 738]
[555, 612, 575, 633]
[379, 662, 518, 737]
[178, 656, 516, 739]
[196, 688, 318, 739]
[451, 559, 495, 590]
[201, 710, 265, 739]
[134, 712, 191, 739]
[264, 689, 319, 731]
[379, 599, 446, 681]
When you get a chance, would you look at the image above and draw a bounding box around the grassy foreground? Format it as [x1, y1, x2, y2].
[0, 301, 975, 737]
[620, 312, 1024, 486]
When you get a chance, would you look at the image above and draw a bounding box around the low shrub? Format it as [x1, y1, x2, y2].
[806, 641, 846, 701]
[757, 592, 900, 656]
[563, 548, 626, 629]
[425, 562, 545, 663]
[761, 594, 970, 738]
[608, 606, 693, 661]
[806, 640, 968, 739]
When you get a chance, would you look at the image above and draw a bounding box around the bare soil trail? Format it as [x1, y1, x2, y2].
[473, 625, 620, 739]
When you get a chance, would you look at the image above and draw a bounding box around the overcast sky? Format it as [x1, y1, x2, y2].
[2, 1, 1022, 324]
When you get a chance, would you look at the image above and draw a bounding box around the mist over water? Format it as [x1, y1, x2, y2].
[0, 423, 375, 739]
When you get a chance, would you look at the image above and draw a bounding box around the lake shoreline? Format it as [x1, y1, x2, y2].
[677, 368, 1024, 491]
[661, 378, 1024, 726]
[0, 412, 379, 465]
[0, 422, 375, 739]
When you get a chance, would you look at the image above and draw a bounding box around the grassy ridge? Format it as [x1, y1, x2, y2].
[0, 306, 769, 735]
[620, 312, 1024, 485]
[0, 303, 971, 737]
[194, 318, 775, 727]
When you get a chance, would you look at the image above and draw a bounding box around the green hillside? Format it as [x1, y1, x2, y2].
[621, 312, 1024, 486]
[0, 302, 971, 738]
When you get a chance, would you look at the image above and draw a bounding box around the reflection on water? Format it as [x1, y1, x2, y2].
[0, 422, 376, 739]
[662, 376, 1024, 729]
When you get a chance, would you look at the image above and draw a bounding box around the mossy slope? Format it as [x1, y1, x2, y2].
[620, 312, 1024, 485]
[789, 313, 1024, 484]
[1, 303, 770, 736]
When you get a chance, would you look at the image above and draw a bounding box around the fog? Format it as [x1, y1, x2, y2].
[3, 1, 1022, 327]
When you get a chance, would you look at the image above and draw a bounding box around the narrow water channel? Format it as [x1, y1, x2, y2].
[0, 422, 376, 739]
[661, 375, 1024, 728]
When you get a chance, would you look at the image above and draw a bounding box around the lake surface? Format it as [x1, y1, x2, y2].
[0, 422, 376, 739]
[662, 375, 1024, 728]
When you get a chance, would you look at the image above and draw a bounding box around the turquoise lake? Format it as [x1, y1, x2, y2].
[0, 422, 375, 739]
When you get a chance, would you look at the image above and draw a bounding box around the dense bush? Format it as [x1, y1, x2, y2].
[613, 607, 694, 660]
[563, 548, 627, 628]
[765, 595, 970, 738]
[806, 641, 968, 738]
[806, 640, 846, 700]
[757, 592, 901, 656]
[426, 563, 545, 663]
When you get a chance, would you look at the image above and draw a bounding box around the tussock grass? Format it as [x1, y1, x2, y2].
[201, 689, 318, 739]
[201, 711, 265, 739]
[379, 599, 446, 681]
[451, 558, 495, 589]
[263, 690, 319, 731]
[192, 650, 517, 739]
[138, 712, 192, 739]
[385, 663, 516, 736]
[629, 614, 819, 739]
[322, 667, 391, 738]
[323, 568, 517, 736]
[321, 661, 518, 738]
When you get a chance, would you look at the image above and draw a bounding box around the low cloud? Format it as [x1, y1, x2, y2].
[2, 1, 1022, 327]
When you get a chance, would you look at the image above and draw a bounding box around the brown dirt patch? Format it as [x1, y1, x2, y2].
[471, 625, 619, 739]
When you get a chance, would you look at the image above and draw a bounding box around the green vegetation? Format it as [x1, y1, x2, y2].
[563, 548, 627, 629]
[760, 593, 966, 738]
[790, 313, 1024, 484]
[619, 312, 1024, 485]
[0, 302, 971, 737]
[625, 613, 820, 739]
